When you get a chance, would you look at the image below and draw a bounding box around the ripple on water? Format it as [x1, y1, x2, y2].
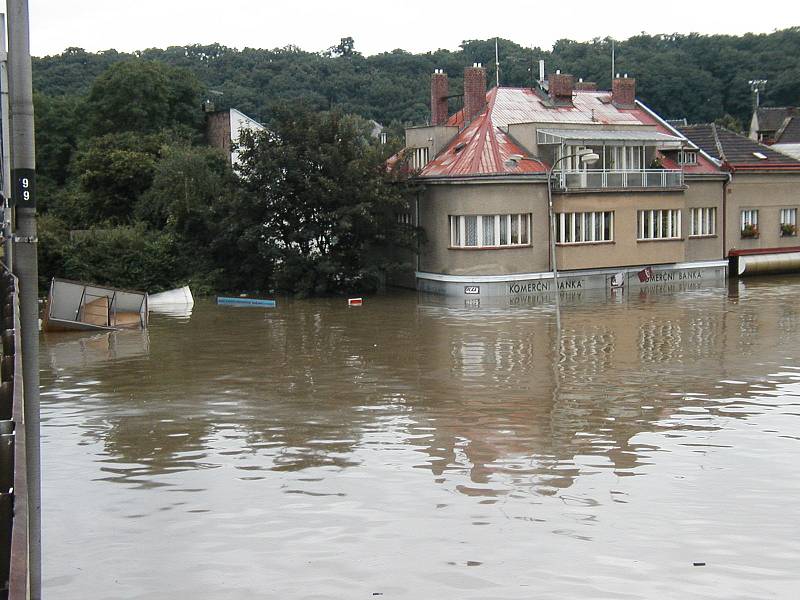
[40, 285, 800, 599]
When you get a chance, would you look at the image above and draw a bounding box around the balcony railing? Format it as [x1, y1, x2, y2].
[555, 169, 684, 190]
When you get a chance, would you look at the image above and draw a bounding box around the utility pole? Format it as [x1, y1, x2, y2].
[7, 0, 41, 598]
[611, 39, 615, 86]
[749, 79, 767, 110]
[0, 14, 12, 267]
[495, 38, 500, 87]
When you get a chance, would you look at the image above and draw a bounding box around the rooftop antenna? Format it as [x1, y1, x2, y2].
[749, 79, 767, 109]
[495, 37, 500, 87]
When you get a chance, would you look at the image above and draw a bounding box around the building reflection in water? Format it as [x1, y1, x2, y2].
[39, 279, 800, 500]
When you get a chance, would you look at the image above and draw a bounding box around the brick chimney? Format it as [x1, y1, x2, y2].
[575, 78, 597, 91]
[549, 70, 575, 104]
[612, 74, 636, 108]
[431, 69, 449, 126]
[463, 63, 487, 123]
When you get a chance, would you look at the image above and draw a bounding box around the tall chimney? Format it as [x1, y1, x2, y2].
[612, 74, 636, 108]
[548, 70, 575, 104]
[431, 69, 449, 126]
[463, 63, 487, 123]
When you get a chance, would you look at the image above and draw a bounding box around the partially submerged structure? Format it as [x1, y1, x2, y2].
[394, 65, 728, 297]
[42, 279, 148, 332]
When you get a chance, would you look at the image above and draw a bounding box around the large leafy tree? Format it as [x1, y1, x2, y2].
[227, 104, 419, 296]
[85, 59, 202, 136]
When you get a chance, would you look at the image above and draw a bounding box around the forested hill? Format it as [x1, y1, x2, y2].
[33, 29, 800, 129]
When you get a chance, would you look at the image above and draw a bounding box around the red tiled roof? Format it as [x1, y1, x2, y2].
[422, 88, 545, 178]
[419, 87, 720, 178]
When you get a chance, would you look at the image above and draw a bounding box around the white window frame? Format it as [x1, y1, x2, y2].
[449, 214, 531, 248]
[637, 209, 681, 240]
[679, 150, 698, 165]
[689, 207, 716, 237]
[555, 211, 614, 244]
[780, 208, 797, 236]
[741, 209, 758, 229]
[410, 147, 429, 170]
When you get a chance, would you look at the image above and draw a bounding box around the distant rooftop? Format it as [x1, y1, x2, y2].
[679, 123, 800, 170]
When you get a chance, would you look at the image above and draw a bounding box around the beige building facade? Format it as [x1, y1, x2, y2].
[398, 66, 732, 297]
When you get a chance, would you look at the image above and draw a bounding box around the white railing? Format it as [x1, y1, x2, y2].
[555, 169, 684, 190]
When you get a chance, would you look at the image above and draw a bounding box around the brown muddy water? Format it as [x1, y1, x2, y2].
[40, 278, 800, 599]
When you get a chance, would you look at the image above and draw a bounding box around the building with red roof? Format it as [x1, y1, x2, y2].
[394, 63, 739, 297]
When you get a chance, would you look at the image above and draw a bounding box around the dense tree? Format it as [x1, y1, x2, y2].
[227, 104, 419, 296]
[70, 132, 162, 225]
[85, 59, 202, 136]
[33, 30, 800, 129]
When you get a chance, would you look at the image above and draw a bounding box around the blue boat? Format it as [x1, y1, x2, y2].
[217, 296, 276, 307]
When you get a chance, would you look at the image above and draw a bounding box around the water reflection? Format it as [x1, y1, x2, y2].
[40, 279, 800, 598]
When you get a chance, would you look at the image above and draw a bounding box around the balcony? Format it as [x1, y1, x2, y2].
[554, 169, 684, 191]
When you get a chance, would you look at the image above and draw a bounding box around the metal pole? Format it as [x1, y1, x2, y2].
[0, 13, 11, 268]
[546, 167, 561, 330]
[7, 0, 40, 597]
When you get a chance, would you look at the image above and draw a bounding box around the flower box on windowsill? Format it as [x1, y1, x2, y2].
[741, 225, 759, 239]
[780, 224, 797, 237]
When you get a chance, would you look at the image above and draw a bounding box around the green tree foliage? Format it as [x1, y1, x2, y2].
[85, 59, 202, 136]
[71, 132, 162, 225]
[33, 29, 800, 128]
[228, 104, 418, 296]
[61, 225, 180, 292]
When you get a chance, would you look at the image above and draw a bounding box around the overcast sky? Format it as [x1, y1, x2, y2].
[27, 0, 800, 58]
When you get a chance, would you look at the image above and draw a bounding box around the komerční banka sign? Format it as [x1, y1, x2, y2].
[509, 279, 584, 294]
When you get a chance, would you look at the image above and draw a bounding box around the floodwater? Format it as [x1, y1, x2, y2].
[40, 278, 800, 599]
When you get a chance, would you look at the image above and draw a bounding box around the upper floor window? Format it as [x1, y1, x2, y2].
[638, 209, 681, 240]
[607, 145, 644, 170]
[409, 147, 429, 170]
[689, 207, 716, 237]
[450, 214, 531, 248]
[780, 208, 797, 237]
[556, 211, 614, 244]
[741, 209, 759, 238]
[679, 150, 698, 165]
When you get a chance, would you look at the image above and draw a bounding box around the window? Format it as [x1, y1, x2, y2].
[449, 214, 531, 248]
[609, 145, 644, 170]
[396, 212, 413, 225]
[780, 208, 797, 236]
[637, 209, 681, 240]
[689, 207, 716, 237]
[741, 209, 758, 238]
[409, 147, 429, 170]
[679, 150, 698, 165]
[556, 211, 614, 244]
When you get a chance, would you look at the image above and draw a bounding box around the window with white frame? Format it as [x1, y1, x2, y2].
[609, 145, 644, 170]
[637, 209, 681, 240]
[449, 214, 531, 248]
[555, 211, 614, 244]
[740, 209, 758, 237]
[780, 208, 797, 236]
[689, 207, 716, 237]
[409, 147, 429, 170]
[679, 150, 698, 165]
